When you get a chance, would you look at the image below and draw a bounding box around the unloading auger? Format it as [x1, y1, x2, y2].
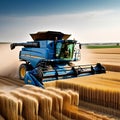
[10, 31, 106, 88]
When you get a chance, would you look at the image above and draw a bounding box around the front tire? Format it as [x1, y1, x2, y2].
[19, 64, 29, 80]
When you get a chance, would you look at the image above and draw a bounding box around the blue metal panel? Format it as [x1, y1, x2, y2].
[19, 48, 46, 67]
[40, 41, 47, 48]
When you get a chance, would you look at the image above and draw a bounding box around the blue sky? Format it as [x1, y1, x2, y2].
[0, 0, 120, 43]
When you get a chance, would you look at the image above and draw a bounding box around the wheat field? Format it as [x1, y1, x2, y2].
[0, 85, 111, 120]
[56, 71, 120, 117]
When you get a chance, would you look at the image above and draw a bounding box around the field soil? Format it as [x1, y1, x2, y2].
[87, 48, 120, 66]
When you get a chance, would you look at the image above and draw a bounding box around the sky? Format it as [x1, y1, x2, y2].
[0, 0, 120, 43]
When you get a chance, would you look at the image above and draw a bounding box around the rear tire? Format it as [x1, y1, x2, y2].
[19, 64, 30, 80]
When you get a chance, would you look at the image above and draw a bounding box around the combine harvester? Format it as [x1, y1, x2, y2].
[10, 31, 105, 88]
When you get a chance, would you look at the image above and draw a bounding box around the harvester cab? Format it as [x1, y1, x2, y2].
[10, 31, 106, 88]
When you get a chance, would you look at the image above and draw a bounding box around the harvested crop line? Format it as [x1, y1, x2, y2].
[0, 77, 24, 86]
[0, 85, 110, 120]
[104, 64, 120, 72]
[79, 100, 120, 118]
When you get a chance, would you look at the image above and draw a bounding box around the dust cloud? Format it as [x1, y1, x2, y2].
[0, 44, 21, 78]
[73, 46, 94, 65]
[80, 46, 94, 64]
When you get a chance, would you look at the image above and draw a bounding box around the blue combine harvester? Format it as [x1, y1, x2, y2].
[10, 31, 105, 88]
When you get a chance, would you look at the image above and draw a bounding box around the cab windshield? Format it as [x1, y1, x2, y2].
[56, 41, 75, 60]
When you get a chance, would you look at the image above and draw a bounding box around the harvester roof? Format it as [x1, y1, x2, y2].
[30, 31, 71, 41]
